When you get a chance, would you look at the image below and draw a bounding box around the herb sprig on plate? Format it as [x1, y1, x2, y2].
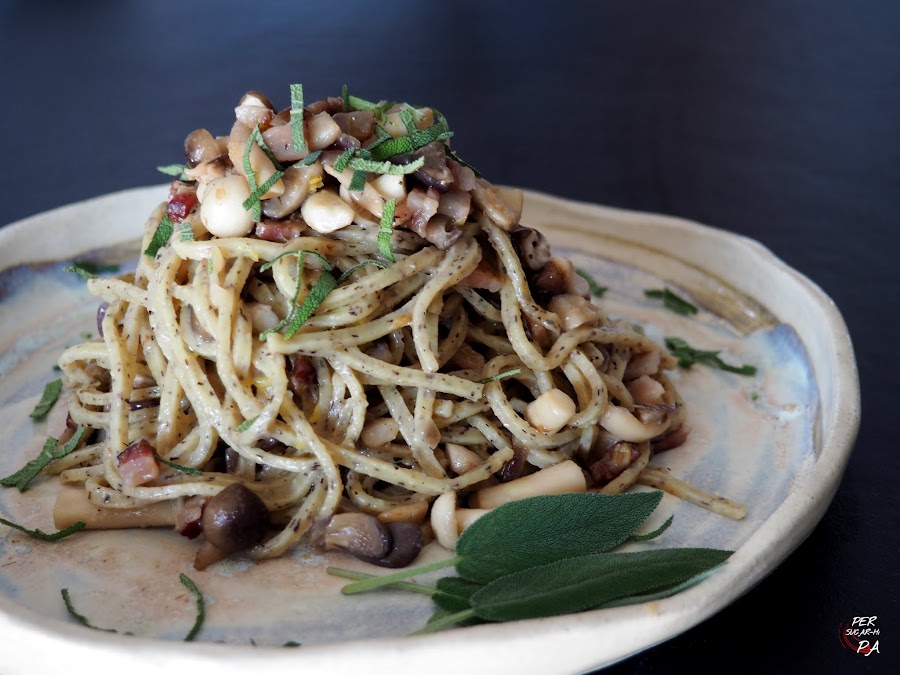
[327, 492, 731, 632]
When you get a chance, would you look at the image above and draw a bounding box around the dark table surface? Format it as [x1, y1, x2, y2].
[1, 1, 897, 673]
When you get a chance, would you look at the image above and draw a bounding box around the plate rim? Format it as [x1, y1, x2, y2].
[0, 186, 860, 675]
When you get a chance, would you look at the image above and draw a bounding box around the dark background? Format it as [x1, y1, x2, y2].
[1, 1, 897, 672]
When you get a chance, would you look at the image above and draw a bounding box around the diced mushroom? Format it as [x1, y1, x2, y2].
[262, 162, 324, 219]
[234, 91, 276, 128]
[377, 500, 429, 525]
[448, 159, 476, 191]
[444, 442, 483, 475]
[245, 302, 281, 333]
[261, 123, 308, 163]
[437, 190, 471, 226]
[471, 178, 522, 230]
[588, 442, 640, 485]
[496, 446, 528, 482]
[307, 111, 343, 150]
[402, 141, 454, 192]
[532, 257, 571, 296]
[624, 351, 662, 379]
[627, 374, 666, 405]
[524, 388, 576, 434]
[332, 110, 375, 140]
[511, 227, 551, 272]
[421, 214, 464, 250]
[360, 418, 400, 448]
[469, 459, 587, 509]
[547, 294, 602, 331]
[227, 120, 284, 199]
[600, 404, 670, 442]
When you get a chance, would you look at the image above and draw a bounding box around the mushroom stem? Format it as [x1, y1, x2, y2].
[468, 459, 587, 509]
[53, 486, 179, 530]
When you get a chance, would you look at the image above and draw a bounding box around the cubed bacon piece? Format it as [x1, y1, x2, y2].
[167, 180, 199, 223]
[117, 439, 160, 487]
[176, 495, 210, 540]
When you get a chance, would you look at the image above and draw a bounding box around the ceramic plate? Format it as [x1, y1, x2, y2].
[0, 186, 859, 674]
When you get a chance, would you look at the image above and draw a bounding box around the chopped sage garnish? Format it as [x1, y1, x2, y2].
[289, 83, 307, 154]
[378, 199, 397, 262]
[0, 516, 86, 541]
[29, 379, 62, 420]
[665, 337, 757, 376]
[1, 427, 86, 491]
[645, 288, 698, 315]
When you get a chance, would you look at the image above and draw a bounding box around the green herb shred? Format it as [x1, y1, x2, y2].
[289, 83, 307, 154]
[665, 337, 757, 376]
[29, 379, 62, 420]
[179, 220, 194, 241]
[157, 164, 189, 179]
[180, 573, 206, 641]
[479, 369, 522, 384]
[644, 288, 698, 315]
[0, 517, 86, 542]
[378, 199, 397, 262]
[1, 427, 87, 491]
[144, 214, 175, 257]
[64, 260, 120, 280]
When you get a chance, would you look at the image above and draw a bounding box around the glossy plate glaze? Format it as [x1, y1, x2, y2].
[0, 186, 859, 674]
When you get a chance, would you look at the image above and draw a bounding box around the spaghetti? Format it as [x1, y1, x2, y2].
[50, 86, 720, 569]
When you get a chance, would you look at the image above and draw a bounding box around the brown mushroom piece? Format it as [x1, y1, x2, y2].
[323, 512, 391, 560]
[357, 521, 423, 568]
[184, 128, 222, 168]
[511, 226, 552, 272]
[201, 483, 270, 553]
[401, 141, 454, 192]
[323, 513, 424, 568]
[332, 110, 375, 141]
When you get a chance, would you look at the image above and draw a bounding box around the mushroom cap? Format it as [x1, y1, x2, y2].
[201, 483, 270, 553]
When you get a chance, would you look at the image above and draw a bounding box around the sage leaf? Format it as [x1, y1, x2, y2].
[469, 548, 732, 622]
[432, 576, 482, 613]
[455, 491, 663, 583]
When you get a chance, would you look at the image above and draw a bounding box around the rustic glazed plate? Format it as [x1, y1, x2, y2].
[0, 186, 859, 674]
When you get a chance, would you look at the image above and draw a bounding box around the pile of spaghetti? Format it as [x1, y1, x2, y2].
[52, 86, 694, 569]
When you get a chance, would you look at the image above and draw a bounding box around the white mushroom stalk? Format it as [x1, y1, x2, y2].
[469, 460, 588, 510]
